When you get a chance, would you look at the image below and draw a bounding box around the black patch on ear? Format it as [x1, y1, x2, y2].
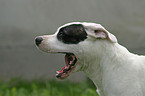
[57, 24, 87, 44]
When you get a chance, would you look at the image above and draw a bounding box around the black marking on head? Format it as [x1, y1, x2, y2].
[57, 24, 87, 44]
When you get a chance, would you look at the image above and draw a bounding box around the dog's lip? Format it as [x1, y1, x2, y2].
[57, 52, 73, 54]
[45, 50, 73, 54]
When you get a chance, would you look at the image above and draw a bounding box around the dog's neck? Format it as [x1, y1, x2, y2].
[82, 42, 133, 96]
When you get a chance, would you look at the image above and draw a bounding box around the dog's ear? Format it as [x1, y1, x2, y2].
[105, 30, 118, 43]
[87, 26, 117, 43]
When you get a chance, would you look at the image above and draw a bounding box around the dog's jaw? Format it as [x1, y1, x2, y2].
[36, 34, 85, 78]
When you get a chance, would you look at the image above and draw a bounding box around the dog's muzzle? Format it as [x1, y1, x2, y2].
[35, 36, 43, 46]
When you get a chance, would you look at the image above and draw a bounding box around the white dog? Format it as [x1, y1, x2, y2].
[35, 22, 145, 96]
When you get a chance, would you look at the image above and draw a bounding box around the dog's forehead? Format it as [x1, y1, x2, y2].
[55, 22, 104, 34]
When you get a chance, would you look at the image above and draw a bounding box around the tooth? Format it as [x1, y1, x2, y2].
[70, 61, 73, 64]
[56, 71, 60, 74]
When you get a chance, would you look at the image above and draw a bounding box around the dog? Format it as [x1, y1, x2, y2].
[35, 22, 145, 96]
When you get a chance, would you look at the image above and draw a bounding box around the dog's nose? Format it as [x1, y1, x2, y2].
[35, 36, 43, 46]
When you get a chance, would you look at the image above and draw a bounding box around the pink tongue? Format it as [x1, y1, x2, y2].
[58, 65, 71, 73]
[58, 66, 66, 73]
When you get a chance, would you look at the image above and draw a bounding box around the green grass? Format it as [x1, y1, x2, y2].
[0, 79, 99, 96]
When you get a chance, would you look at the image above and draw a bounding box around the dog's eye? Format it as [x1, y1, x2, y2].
[57, 24, 87, 44]
[58, 31, 64, 36]
[94, 30, 99, 33]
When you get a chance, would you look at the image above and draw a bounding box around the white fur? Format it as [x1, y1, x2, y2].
[37, 22, 145, 96]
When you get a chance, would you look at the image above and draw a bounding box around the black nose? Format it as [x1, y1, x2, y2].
[35, 37, 43, 46]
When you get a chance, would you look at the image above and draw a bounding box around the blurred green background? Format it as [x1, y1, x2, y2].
[0, 0, 145, 95]
[0, 79, 99, 96]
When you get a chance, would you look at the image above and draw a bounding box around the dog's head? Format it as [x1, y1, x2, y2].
[35, 22, 117, 79]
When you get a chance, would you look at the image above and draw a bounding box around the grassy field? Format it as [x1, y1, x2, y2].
[0, 79, 99, 96]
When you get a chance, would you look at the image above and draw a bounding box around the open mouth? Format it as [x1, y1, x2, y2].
[56, 53, 77, 79]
